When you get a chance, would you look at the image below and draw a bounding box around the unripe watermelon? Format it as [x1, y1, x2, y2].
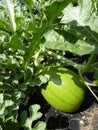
[41, 66, 86, 113]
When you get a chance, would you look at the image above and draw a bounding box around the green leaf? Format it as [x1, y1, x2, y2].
[60, 0, 98, 54]
[0, 90, 25, 130]
[32, 121, 46, 130]
[93, 80, 98, 86]
[45, 0, 71, 22]
[5, 120, 20, 130]
[0, 2, 12, 33]
[32, 75, 48, 87]
[0, 84, 13, 91]
[62, 0, 93, 27]
[0, 20, 11, 32]
[20, 104, 46, 130]
[1, 0, 16, 32]
[43, 0, 98, 55]
[26, 22, 38, 32]
[44, 29, 95, 55]
[23, 0, 33, 8]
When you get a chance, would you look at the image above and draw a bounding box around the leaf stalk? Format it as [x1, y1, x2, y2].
[44, 49, 84, 70]
[82, 54, 96, 73]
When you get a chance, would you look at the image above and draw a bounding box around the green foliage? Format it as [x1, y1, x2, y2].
[20, 104, 46, 130]
[0, 0, 98, 129]
[44, 0, 98, 55]
[45, 0, 71, 22]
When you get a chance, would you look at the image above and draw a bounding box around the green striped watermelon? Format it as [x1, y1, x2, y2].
[41, 66, 86, 113]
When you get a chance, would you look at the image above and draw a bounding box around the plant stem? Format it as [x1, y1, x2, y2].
[44, 49, 84, 70]
[23, 23, 49, 71]
[85, 82, 98, 101]
[79, 69, 98, 101]
[82, 54, 96, 73]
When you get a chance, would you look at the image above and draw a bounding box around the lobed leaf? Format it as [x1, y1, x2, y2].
[43, 0, 98, 55]
[20, 104, 46, 130]
[60, 0, 98, 55]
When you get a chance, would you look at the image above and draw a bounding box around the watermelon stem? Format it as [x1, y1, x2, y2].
[82, 54, 96, 73]
[44, 48, 84, 70]
[85, 82, 98, 101]
[78, 69, 98, 101]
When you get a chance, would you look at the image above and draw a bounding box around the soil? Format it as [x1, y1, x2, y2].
[43, 101, 98, 130]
